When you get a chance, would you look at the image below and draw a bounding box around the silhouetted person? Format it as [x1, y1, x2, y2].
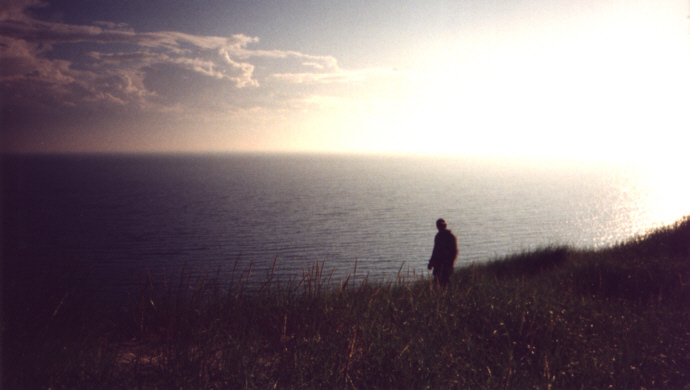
[427, 218, 458, 287]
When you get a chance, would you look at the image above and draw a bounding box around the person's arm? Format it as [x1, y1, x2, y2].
[451, 235, 458, 264]
[428, 234, 440, 269]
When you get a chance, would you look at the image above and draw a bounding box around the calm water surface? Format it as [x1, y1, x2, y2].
[2, 153, 688, 297]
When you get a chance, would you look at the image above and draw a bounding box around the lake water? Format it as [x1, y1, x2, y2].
[2, 153, 688, 298]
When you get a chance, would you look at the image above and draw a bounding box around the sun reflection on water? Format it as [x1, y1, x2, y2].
[634, 162, 690, 234]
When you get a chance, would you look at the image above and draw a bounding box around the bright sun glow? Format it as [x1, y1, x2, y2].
[322, 2, 690, 161]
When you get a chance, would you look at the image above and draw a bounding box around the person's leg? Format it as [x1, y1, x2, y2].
[440, 267, 452, 288]
[432, 268, 441, 286]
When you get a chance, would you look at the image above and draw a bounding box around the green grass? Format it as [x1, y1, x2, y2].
[2, 217, 689, 389]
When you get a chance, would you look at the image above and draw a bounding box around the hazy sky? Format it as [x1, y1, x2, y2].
[1, 0, 688, 159]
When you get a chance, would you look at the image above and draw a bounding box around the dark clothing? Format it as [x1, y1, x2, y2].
[428, 229, 458, 287]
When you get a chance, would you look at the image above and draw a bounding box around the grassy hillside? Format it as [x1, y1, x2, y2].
[2, 217, 689, 389]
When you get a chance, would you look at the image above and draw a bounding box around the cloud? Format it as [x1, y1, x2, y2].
[0, 0, 46, 21]
[0, 0, 411, 153]
[0, 0, 363, 116]
[271, 71, 363, 84]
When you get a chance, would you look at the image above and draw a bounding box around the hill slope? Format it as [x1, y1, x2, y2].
[2, 218, 689, 388]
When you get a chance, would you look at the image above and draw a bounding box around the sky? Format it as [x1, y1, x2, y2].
[1, 0, 688, 160]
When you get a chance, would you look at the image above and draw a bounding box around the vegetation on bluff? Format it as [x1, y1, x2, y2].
[2, 217, 689, 389]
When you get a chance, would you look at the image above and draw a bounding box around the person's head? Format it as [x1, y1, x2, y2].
[436, 218, 447, 231]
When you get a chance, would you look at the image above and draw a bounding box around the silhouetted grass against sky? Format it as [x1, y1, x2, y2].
[1, 0, 688, 162]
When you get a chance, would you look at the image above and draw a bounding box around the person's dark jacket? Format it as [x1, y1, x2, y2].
[428, 229, 458, 273]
